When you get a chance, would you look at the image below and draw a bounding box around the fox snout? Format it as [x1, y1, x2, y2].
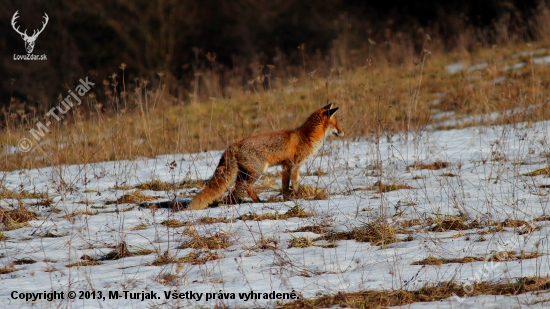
[326, 105, 344, 137]
[330, 126, 344, 137]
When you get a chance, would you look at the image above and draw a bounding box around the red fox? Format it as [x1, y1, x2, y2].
[187, 103, 344, 210]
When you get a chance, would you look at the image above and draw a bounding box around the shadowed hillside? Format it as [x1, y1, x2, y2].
[0, 0, 544, 111]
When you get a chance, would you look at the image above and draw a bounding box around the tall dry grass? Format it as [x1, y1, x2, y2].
[3, 7, 550, 172]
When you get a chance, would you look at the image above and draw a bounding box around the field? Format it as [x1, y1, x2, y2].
[3, 37, 550, 308]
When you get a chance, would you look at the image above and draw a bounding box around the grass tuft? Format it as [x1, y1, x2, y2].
[408, 161, 450, 170]
[366, 181, 414, 193]
[429, 215, 480, 232]
[239, 205, 312, 221]
[161, 219, 189, 228]
[66, 261, 103, 268]
[288, 235, 313, 248]
[523, 166, 550, 176]
[0, 206, 37, 230]
[280, 277, 550, 309]
[151, 250, 222, 266]
[102, 242, 154, 260]
[317, 218, 399, 247]
[178, 230, 231, 250]
[292, 225, 329, 234]
[105, 190, 156, 205]
[135, 179, 176, 191]
[0, 265, 16, 274]
[254, 237, 279, 250]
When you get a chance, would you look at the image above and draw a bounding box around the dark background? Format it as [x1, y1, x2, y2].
[0, 0, 544, 114]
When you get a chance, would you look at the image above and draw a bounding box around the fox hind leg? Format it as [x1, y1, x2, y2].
[225, 171, 247, 205]
[241, 168, 263, 203]
[230, 168, 262, 203]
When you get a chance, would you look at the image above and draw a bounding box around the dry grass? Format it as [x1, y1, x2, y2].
[179, 251, 223, 265]
[398, 219, 423, 229]
[408, 161, 450, 170]
[523, 166, 550, 176]
[102, 242, 154, 260]
[0, 265, 15, 274]
[412, 251, 542, 265]
[4, 38, 550, 172]
[297, 185, 328, 200]
[135, 178, 206, 191]
[14, 258, 36, 265]
[135, 178, 177, 191]
[316, 218, 399, 247]
[178, 230, 231, 250]
[254, 237, 279, 250]
[66, 261, 103, 268]
[178, 179, 208, 189]
[292, 225, 330, 234]
[441, 172, 458, 177]
[161, 219, 189, 228]
[196, 216, 230, 224]
[280, 276, 550, 309]
[151, 250, 222, 266]
[303, 169, 328, 177]
[131, 223, 148, 230]
[0, 188, 48, 200]
[150, 251, 180, 266]
[499, 219, 532, 227]
[61, 210, 99, 219]
[428, 215, 480, 232]
[534, 215, 550, 222]
[495, 219, 539, 234]
[366, 181, 414, 193]
[105, 190, 156, 205]
[178, 251, 223, 265]
[41, 231, 64, 238]
[158, 272, 179, 285]
[288, 235, 313, 249]
[0, 206, 37, 230]
[274, 185, 328, 200]
[238, 205, 312, 221]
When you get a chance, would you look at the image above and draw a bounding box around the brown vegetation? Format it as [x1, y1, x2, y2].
[0, 206, 37, 230]
[280, 277, 550, 309]
[412, 251, 543, 265]
[178, 230, 231, 250]
[408, 161, 450, 170]
[238, 205, 312, 221]
[316, 218, 399, 247]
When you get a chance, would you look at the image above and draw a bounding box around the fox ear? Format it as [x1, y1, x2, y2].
[322, 103, 334, 110]
[327, 107, 339, 117]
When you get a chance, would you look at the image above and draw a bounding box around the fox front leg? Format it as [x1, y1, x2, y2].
[290, 167, 301, 197]
[281, 164, 292, 200]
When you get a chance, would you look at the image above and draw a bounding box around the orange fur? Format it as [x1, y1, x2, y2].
[187, 103, 344, 210]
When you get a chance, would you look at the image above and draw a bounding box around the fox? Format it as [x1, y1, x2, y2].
[186, 103, 344, 210]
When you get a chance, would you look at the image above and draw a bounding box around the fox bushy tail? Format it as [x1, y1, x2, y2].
[187, 146, 239, 210]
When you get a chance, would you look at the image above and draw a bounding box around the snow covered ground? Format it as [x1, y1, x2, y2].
[1, 120, 550, 308]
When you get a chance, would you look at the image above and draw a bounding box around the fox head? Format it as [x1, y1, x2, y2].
[322, 103, 344, 137]
[299, 103, 344, 139]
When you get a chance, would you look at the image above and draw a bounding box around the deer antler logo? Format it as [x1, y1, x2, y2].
[11, 11, 49, 54]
